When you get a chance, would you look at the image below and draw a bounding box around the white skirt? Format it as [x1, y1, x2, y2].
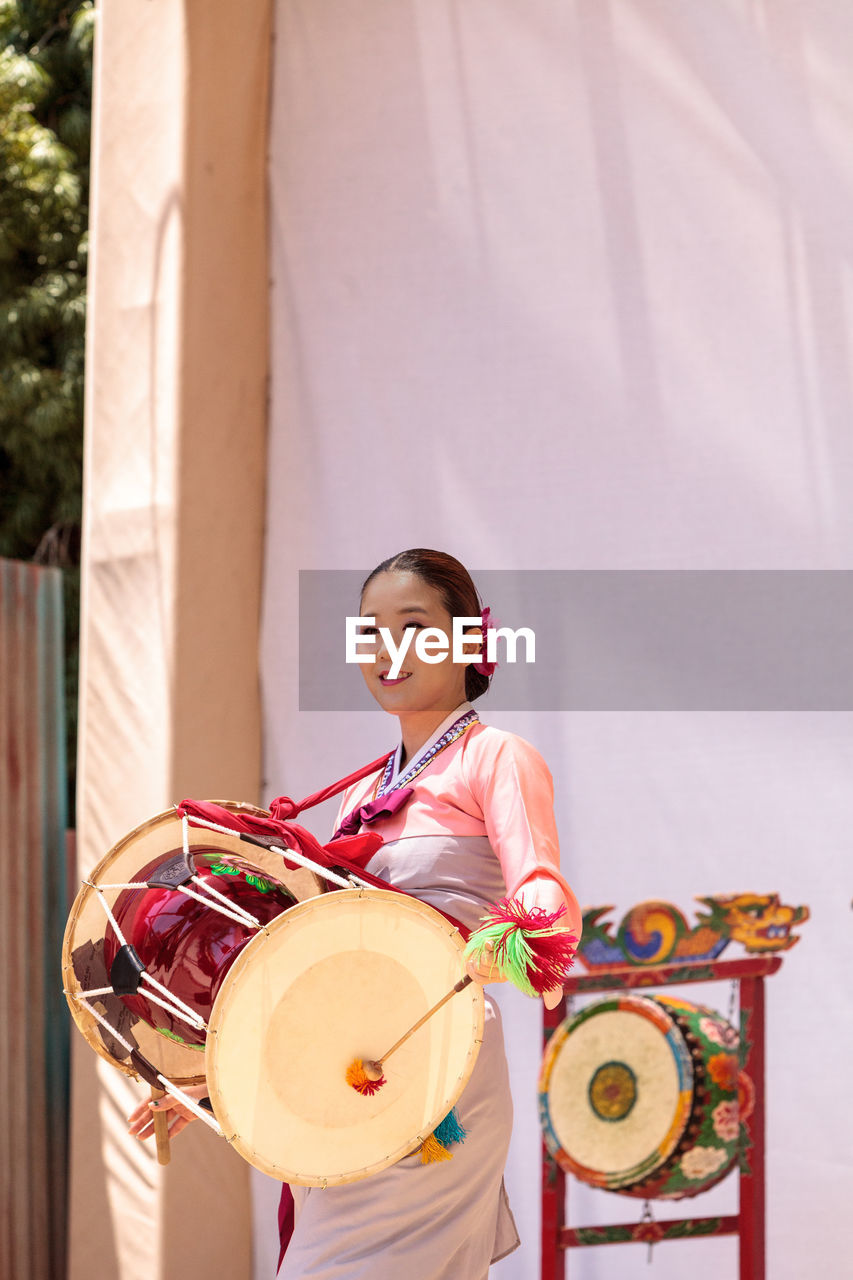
[278, 996, 520, 1279]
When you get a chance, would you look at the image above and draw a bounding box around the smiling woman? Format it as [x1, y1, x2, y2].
[127, 548, 581, 1280]
[275, 548, 582, 1279]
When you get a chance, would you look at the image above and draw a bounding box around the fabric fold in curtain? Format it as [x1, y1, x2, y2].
[0, 559, 68, 1280]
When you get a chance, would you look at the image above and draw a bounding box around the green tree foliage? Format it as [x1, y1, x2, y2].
[0, 0, 93, 821]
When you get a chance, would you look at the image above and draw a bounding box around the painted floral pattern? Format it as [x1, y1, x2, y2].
[634, 1221, 665, 1245]
[699, 1015, 738, 1048]
[712, 1099, 740, 1142]
[680, 1145, 728, 1181]
[708, 1051, 739, 1091]
[653, 1000, 740, 1198]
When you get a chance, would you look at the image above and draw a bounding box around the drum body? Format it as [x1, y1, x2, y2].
[63, 805, 322, 1084]
[64, 814, 483, 1187]
[539, 994, 740, 1200]
[102, 850, 298, 1048]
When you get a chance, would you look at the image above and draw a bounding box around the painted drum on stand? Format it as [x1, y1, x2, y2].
[539, 993, 741, 1200]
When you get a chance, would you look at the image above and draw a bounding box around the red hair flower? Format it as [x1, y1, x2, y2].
[473, 606, 498, 677]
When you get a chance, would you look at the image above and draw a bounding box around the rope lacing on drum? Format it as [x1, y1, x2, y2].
[178, 814, 268, 930]
[84, 878, 265, 933]
[67, 991, 137, 1053]
[149, 1082, 223, 1135]
[83, 880, 208, 1033]
[180, 810, 373, 891]
[184, 873, 263, 928]
[132, 979, 207, 1031]
[62, 992, 222, 1134]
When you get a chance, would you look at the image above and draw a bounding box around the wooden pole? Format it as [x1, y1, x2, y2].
[541, 992, 566, 1280]
[150, 1087, 171, 1167]
[738, 975, 766, 1280]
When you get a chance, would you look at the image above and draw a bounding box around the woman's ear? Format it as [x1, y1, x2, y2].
[461, 624, 481, 665]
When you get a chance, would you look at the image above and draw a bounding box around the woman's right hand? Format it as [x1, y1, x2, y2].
[127, 1082, 209, 1144]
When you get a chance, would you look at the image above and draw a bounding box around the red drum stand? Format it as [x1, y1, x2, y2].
[540, 895, 809, 1279]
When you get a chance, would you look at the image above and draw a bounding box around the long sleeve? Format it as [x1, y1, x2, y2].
[463, 730, 582, 940]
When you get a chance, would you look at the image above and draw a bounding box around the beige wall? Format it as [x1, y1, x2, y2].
[71, 2, 271, 1276]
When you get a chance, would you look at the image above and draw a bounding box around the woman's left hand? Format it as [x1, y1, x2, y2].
[127, 1082, 209, 1143]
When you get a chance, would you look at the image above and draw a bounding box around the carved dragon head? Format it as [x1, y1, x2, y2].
[695, 893, 809, 952]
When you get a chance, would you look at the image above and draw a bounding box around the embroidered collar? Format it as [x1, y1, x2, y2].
[376, 702, 479, 797]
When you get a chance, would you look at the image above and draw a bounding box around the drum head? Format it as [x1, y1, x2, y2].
[539, 995, 693, 1190]
[62, 804, 323, 1085]
[207, 888, 484, 1186]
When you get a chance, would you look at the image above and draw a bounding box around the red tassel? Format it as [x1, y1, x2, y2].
[487, 898, 568, 931]
[467, 899, 579, 996]
[523, 924, 579, 993]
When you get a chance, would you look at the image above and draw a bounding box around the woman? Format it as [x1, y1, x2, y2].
[129, 548, 581, 1279]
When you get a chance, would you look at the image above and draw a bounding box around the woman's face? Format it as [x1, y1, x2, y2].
[358, 569, 473, 718]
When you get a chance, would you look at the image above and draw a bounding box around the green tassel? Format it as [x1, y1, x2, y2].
[464, 917, 541, 997]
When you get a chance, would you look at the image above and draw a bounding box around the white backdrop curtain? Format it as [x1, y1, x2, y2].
[260, 2, 853, 1276]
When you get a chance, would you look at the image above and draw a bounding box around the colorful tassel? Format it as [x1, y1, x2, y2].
[417, 1107, 466, 1163]
[433, 1107, 466, 1149]
[419, 1133, 453, 1164]
[464, 899, 579, 997]
[346, 1058, 386, 1096]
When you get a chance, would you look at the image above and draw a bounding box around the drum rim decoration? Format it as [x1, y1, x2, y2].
[206, 887, 485, 1186]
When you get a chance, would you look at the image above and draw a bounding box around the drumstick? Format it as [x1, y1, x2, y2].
[376, 973, 473, 1067]
[347, 935, 521, 1095]
[150, 1086, 171, 1165]
[357, 974, 473, 1085]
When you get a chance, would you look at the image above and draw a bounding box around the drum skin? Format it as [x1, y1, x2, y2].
[539, 994, 741, 1200]
[103, 849, 297, 1048]
[205, 888, 485, 1186]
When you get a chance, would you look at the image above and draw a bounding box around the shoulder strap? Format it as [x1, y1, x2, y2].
[268, 750, 393, 822]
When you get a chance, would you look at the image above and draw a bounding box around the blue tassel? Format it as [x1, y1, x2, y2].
[433, 1107, 467, 1150]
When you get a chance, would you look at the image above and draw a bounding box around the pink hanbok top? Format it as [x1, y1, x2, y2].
[334, 701, 575, 911]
